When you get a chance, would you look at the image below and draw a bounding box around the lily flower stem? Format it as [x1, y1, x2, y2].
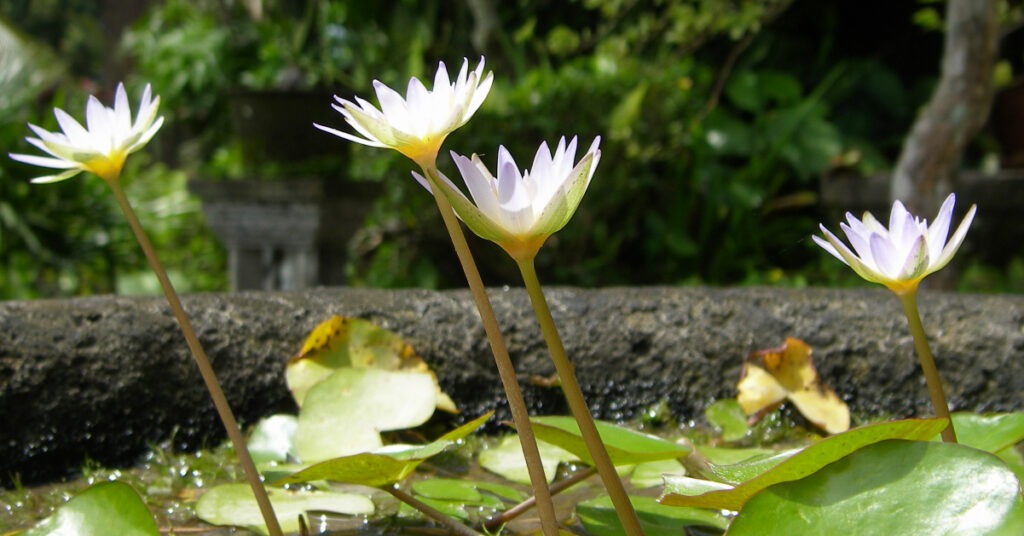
[897, 290, 957, 443]
[385, 486, 482, 536]
[515, 258, 644, 536]
[421, 165, 560, 536]
[106, 180, 283, 536]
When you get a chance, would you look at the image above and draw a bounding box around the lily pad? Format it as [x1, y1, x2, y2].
[660, 417, 948, 511]
[940, 412, 1024, 452]
[26, 481, 158, 536]
[248, 414, 299, 465]
[277, 412, 493, 488]
[478, 434, 578, 484]
[729, 439, 1024, 535]
[577, 495, 728, 535]
[287, 316, 456, 412]
[530, 416, 691, 466]
[295, 367, 437, 462]
[195, 484, 373, 535]
[407, 478, 523, 521]
[704, 399, 749, 441]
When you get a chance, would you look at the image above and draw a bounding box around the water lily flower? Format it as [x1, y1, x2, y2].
[9, 83, 163, 184]
[315, 57, 493, 166]
[813, 193, 976, 295]
[415, 136, 601, 261]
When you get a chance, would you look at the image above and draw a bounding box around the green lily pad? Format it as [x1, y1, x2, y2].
[941, 412, 1024, 453]
[704, 399, 749, 441]
[660, 417, 948, 511]
[478, 434, 578, 484]
[195, 484, 373, 535]
[629, 458, 686, 489]
[295, 367, 437, 462]
[276, 412, 493, 488]
[26, 481, 158, 536]
[577, 495, 728, 535]
[406, 478, 523, 521]
[248, 414, 299, 465]
[729, 439, 1024, 535]
[530, 416, 691, 466]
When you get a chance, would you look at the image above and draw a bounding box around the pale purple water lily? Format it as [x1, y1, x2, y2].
[9, 83, 163, 183]
[316, 58, 492, 165]
[813, 193, 976, 294]
[415, 136, 601, 261]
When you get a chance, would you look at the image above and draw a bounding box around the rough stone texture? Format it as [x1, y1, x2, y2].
[2, 286, 1023, 485]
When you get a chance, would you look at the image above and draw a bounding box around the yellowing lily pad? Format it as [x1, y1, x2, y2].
[287, 316, 456, 413]
[737, 337, 849, 434]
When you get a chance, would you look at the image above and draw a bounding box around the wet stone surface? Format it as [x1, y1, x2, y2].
[1, 286, 1023, 485]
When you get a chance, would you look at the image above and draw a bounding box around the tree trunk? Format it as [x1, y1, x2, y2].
[890, 0, 999, 214]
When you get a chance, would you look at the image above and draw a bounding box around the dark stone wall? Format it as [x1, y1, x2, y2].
[2, 286, 1022, 485]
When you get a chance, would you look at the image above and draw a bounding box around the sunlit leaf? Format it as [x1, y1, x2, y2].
[577, 495, 728, 535]
[276, 412, 493, 488]
[737, 337, 849, 434]
[407, 478, 522, 521]
[660, 418, 948, 511]
[287, 316, 456, 412]
[939, 412, 1024, 453]
[530, 416, 691, 466]
[478, 434, 577, 484]
[705, 399, 749, 441]
[629, 458, 686, 489]
[248, 414, 298, 465]
[26, 482, 158, 536]
[295, 368, 437, 462]
[729, 440, 1024, 535]
[195, 484, 373, 536]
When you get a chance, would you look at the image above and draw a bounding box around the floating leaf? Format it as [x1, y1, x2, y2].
[26, 481, 158, 536]
[295, 368, 437, 462]
[195, 484, 373, 536]
[287, 316, 456, 412]
[577, 495, 728, 536]
[729, 440, 1024, 535]
[629, 458, 687, 489]
[407, 479, 523, 521]
[248, 414, 298, 465]
[705, 399, 750, 441]
[660, 418, 948, 511]
[277, 412, 493, 488]
[478, 434, 577, 484]
[737, 337, 849, 434]
[530, 416, 691, 466]
[940, 412, 1024, 453]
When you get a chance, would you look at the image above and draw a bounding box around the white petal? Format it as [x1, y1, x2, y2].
[926, 193, 956, 261]
[896, 234, 928, 280]
[8, 152, 80, 169]
[314, 122, 387, 148]
[931, 204, 976, 271]
[869, 233, 900, 278]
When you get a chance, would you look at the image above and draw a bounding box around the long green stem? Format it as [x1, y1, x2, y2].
[420, 165, 560, 536]
[897, 290, 957, 443]
[107, 180, 283, 536]
[516, 258, 644, 536]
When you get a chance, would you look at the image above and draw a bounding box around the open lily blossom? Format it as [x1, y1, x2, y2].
[315, 57, 493, 165]
[813, 193, 976, 294]
[9, 83, 163, 184]
[416, 136, 601, 261]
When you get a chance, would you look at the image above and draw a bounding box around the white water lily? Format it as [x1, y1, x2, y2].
[416, 136, 601, 261]
[813, 193, 976, 294]
[9, 83, 163, 183]
[315, 58, 493, 165]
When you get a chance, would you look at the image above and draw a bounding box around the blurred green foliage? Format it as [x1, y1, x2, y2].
[2, 0, 1020, 297]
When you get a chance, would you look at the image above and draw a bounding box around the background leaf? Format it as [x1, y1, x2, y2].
[195, 484, 373, 535]
[530, 416, 691, 466]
